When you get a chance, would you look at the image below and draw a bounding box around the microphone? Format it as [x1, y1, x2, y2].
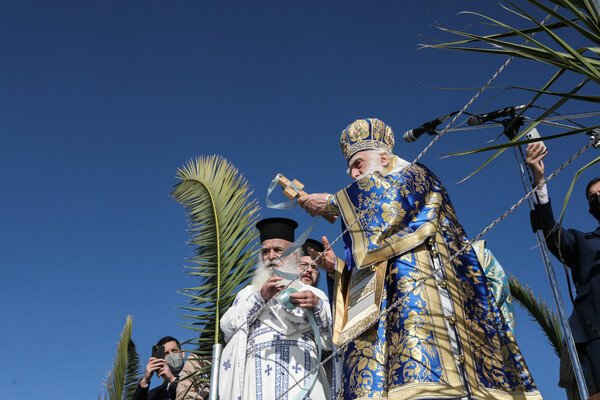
[467, 105, 527, 126]
[403, 112, 457, 143]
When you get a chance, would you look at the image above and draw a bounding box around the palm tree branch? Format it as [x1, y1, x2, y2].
[508, 275, 563, 356]
[452, 76, 589, 182]
[98, 316, 141, 400]
[172, 155, 260, 359]
[507, 0, 600, 80]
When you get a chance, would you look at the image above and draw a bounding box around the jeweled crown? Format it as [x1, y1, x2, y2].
[340, 118, 395, 162]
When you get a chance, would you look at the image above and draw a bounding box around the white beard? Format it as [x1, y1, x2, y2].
[251, 252, 301, 292]
[355, 157, 385, 181]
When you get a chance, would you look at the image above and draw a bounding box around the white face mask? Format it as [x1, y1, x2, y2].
[165, 352, 184, 375]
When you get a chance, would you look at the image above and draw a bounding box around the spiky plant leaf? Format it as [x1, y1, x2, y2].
[99, 316, 142, 400]
[508, 275, 563, 356]
[123, 339, 142, 400]
[429, 0, 600, 180]
[171, 155, 260, 363]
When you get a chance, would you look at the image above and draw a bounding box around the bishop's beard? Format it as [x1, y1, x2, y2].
[355, 158, 385, 181]
[251, 252, 301, 292]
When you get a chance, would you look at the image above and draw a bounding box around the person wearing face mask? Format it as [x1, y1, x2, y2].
[133, 336, 185, 400]
[527, 142, 600, 395]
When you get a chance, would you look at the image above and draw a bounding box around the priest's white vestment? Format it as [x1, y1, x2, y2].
[218, 282, 332, 400]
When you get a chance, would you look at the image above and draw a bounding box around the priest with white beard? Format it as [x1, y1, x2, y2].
[218, 217, 332, 400]
[298, 119, 541, 400]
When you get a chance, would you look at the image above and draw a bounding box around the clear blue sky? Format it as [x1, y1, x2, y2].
[1, 1, 598, 399]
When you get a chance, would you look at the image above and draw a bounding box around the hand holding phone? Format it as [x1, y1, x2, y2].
[151, 344, 165, 359]
[524, 127, 546, 154]
[150, 344, 166, 375]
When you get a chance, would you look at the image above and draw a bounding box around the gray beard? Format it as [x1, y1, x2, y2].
[355, 159, 385, 181]
[251, 253, 301, 292]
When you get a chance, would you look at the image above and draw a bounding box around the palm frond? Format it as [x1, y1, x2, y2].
[123, 338, 142, 400]
[171, 155, 260, 362]
[99, 316, 142, 400]
[557, 154, 600, 223]
[432, 1, 600, 73]
[428, 1, 600, 180]
[508, 275, 563, 356]
[441, 124, 597, 159]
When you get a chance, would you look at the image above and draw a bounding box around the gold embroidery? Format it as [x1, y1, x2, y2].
[348, 279, 375, 307]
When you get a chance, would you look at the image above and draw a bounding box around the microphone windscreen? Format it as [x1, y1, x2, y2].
[403, 130, 416, 143]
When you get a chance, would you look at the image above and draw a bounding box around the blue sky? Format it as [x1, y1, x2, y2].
[1, 1, 599, 399]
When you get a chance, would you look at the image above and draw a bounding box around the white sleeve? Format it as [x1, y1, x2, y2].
[220, 287, 264, 343]
[532, 184, 549, 205]
[306, 286, 333, 351]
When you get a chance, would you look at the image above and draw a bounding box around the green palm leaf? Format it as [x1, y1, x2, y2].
[508, 275, 563, 356]
[171, 155, 260, 361]
[99, 316, 142, 400]
[429, 0, 600, 180]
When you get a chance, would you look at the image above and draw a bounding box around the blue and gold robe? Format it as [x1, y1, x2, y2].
[327, 161, 541, 400]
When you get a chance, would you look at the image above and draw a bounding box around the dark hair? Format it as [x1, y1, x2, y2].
[586, 177, 600, 199]
[156, 336, 180, 349]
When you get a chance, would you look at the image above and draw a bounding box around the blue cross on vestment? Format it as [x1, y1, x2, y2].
[264, 364, 273, 376]
[292, 362, 302, 374]
[223, 359, 231, 371]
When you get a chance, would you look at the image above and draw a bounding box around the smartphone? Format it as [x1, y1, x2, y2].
[151, 344, 165, 359]
[524, 127, 546, 153]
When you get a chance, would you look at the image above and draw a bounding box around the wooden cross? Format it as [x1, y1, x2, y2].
[276, 174, 337, 224]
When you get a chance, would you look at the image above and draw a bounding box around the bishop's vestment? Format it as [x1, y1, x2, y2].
[327, 158, 541, 400]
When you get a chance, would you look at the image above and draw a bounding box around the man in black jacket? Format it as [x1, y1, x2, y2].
[527, 142, 600, 394]
[133, 336, 185, 400]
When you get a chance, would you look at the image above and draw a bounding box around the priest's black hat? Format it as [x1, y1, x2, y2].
[302, 238, 324, 256]
[256, 217, 298, 243]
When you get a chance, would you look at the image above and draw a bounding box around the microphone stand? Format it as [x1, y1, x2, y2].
[501, 117, 589, 400]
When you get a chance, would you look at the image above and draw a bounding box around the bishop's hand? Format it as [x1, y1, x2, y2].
[298, 193, 329, 217]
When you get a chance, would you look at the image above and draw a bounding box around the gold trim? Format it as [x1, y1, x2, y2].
[333, 260, 387, 347]
[336, 188, 437, 269]
[332, 258, 348, 346]
[335, 303, 380, 346]
[350, 266, 375, 287]
[348, 279, 375, 307]
[348, 385, 541, 400]
[413, 244, 464, 392]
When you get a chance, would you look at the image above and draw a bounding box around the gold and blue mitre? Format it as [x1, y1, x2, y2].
[340, 118, 395, 162]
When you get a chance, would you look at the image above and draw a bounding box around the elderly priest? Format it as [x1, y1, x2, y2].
[218, 217, 332, 399]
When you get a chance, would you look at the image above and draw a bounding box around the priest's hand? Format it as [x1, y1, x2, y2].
[298, 193, 329, 217]
[308, 236, 336, 274]
[261, 276, 283, 301]
[289, 290, 320, 311]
